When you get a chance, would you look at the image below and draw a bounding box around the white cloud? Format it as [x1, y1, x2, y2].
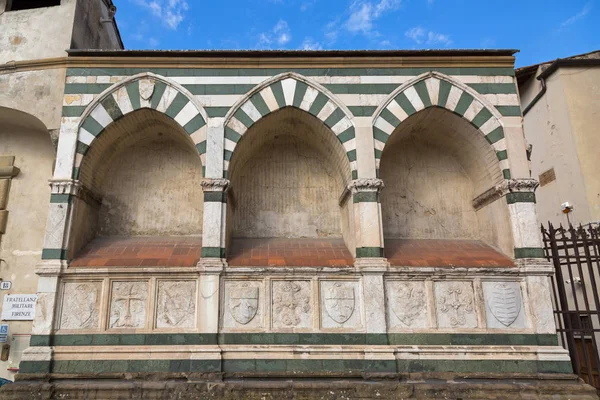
[257, 19, 292, 48]
[344, 0, 401, 35]
[405, 26, 425, 43]
[300, 38, 323, 50]
[427, 31, 452, 46]
[405, 26, 452, 47]
[561, 2, 593, 27]
[133, 0, 189, 30]
[324, 18, 340, 44]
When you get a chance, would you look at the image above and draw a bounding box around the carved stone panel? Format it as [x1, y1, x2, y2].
[320, 281, 362, 329]
[59, 282, 102, 330]
[222, 280, 263, 329]
[434, 281, 478, 329]
[156, 280, 197, 329]
[386, 280, 428, 329]
[483, 281, 526, 329]
[272, 280, 312, 329]
[109, 281, 148, 329]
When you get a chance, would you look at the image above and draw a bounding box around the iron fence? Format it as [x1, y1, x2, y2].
[542, 223, 600, 389]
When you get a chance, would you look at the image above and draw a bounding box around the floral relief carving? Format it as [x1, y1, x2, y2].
[156, 281, 196, 328]
[439, 284, 474, 327]
[272, 281, 311, 328]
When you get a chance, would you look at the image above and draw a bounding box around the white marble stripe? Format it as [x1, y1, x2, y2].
[112, 87, 133, 115]
[404, 86, 425, 111]
[316, 101, 336, 122]
[342, 138, 356, 153]
[200, 153, 206, 166]
[174, 101, 199, 127]
[331, 116, 352, 135]
[425, 78, 440, 106]
[281, 78, 297, 106]
[224, 138, 236, 152]
[499, 159, 510, 172]
[463, 100, 485, 122]
[482, 93, 520, 106]
[479, 117, 501, 136]
[260, 86, 279, 112]
[190, 126, 207, 145]
[375, 159, 380, 169]
[227, 116, 248, 135]
[493, 138, 508, 152]
[223, 159, 230, 171]
[78, 128, 96, 146]
[90, 103, 113, 127]
[386, 99, 409, 123]
[300, 86, 319, 111]
[374, 117, 395, 135]
[74, 153, 84, 168]
[374, 139, 385, 151]
[445, 86, 463, 111]
[164, 75, 515, 85]
[241, 100, 262, 122]
[156, 85, 179, 113]
[350, 160, 357, 171]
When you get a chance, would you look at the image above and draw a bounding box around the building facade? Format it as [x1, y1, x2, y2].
[0, 0, 121, 381]
[518, 50, 600, 226]
[0, 3, 597, 398]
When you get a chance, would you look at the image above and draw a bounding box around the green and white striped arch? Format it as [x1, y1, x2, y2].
[223, 72, 357, 178]
[372, 71, 510, 178]
[74, 72, 208, 178]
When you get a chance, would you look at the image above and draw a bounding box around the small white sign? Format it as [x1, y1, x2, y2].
[1, 294, 37, 321]
[0, 281, 12, 290]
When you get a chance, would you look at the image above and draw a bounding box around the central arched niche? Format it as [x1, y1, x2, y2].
[227, 107, 355, 262]
[71, 108, 204, 263]
[379, 106, 513, 263]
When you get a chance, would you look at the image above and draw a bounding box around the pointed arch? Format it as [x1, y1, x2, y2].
[222, 72, 357, 179]
[73, 72, 208, 178]
[372, 71, 510, 179]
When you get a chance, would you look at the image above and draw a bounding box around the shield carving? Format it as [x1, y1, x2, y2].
[489, 283, 521, 327]
[390, 283, 426, 327]
[229, 284, 259, 325]
[325, 283, 355, 324]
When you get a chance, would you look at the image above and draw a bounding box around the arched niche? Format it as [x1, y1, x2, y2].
[379, 106, 514, 264]
[226, 107, 355, 263]
[70, 108, 204, 261]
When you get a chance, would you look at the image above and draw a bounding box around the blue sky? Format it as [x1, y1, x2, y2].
[114, 0, 599, 67]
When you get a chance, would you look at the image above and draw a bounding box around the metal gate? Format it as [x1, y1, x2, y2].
[542, 223, 600, 389]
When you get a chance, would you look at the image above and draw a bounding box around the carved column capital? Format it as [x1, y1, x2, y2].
[201, 178, 230, 192]
[340, 178, 385, 205]
[348, 178, 385, 193]
[473, 178, 540, 210]
[505, 178, 540, 193]
[49, 179, 81, 196]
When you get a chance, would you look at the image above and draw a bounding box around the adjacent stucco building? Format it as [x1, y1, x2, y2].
[0, 0, 121, 381]
[517, 50, 600, 226]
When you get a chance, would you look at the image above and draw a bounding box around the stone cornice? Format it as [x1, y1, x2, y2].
[201, 178, 230, 192]
[0, 55, 516, 74]
[473, 178, 539, 210]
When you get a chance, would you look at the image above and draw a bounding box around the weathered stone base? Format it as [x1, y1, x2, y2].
[2, 373, 597, 400]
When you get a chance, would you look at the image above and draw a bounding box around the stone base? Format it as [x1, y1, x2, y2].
[2, 373, 597, 400]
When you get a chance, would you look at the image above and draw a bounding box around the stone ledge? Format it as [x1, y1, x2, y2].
[2, 373, 597, 400]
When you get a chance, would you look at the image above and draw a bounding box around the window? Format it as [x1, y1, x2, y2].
[5, 0, 61, 11]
